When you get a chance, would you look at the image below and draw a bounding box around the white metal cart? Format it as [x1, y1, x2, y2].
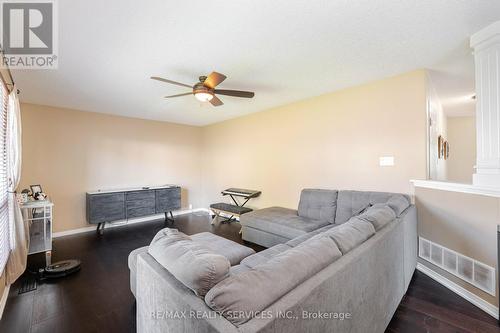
[21, 200, 53, 267]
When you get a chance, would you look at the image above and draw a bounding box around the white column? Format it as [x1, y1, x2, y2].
[471, 21, 500, 187]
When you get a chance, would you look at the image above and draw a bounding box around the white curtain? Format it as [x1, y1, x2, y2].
[4, 87, 27, 284]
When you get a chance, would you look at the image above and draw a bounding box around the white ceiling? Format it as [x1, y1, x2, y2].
[13, 0, 500, 126]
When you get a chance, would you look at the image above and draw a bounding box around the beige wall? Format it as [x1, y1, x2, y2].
[446, 116, 476, 184]
[427, 77, 447, 181]
[20, 103, 203, 232]
[19, 71, 428, 233]
[415, 186, 498, 306]
[201, 71, 428, 209]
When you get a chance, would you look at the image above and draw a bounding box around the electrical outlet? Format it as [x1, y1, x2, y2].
[379, 156, 394, 166]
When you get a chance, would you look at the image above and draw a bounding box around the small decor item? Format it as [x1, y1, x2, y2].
[30, 184, 42, 196]
[30, 185, 47, 201]
[444, 141, 450, 160]
[437, 135, 443, 159]
[34, 192, 47, 200]
[20, 188, 32, 202]
[16, 192, 28, 204]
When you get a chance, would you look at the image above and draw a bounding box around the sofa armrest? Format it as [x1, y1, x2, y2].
[136, 252, 238, 333]
[400, 205, 418, 290]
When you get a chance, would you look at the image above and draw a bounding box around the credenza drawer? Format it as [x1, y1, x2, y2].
[156, 187, 181, 213]
[126, 206, 156, 219]
[126, 199, 155, 210]
[91, 192, 125, 204]
[155, 187, 180, 198]
[126, 190, 155, 201]
[87, 193, 125, 224]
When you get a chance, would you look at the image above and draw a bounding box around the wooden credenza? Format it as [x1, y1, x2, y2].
[86, 185, 181, 233]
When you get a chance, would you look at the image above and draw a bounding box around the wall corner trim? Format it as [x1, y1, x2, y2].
[416, 263, 499, 319]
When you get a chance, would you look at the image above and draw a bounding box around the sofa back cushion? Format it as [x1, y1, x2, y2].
[335, 190, 410, 224]
[205, 235, 342, 326]
[150, 227, 192, 245]
[286, 224, 336, 247]
[148, 228, 230, 297]
[324, 217, 375, 254]
[387, 194, 410, 216]
[357, 203, 396, 231]
[298, 189, 338, 223]
[240, 243, 292, 269]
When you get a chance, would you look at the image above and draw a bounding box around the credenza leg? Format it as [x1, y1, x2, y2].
[96, 222, 105, 235]
[211, 210, 217, 225]
[165, 211, 175, 224]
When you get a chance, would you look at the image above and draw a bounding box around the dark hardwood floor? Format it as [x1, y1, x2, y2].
[0, 211, 497, 333]
[387, 271, 500, 333]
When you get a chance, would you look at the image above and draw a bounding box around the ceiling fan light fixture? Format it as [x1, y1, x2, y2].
[194, 91, 214, 102]
[152, 72, 254, 107]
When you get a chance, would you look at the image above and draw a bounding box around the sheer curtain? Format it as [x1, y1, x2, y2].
[4, 87, 27, 284]
[0, 81, 9, 273]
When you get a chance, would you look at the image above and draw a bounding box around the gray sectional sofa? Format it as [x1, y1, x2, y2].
[131, 189, 417, 333]
[240, 189, 411, 248]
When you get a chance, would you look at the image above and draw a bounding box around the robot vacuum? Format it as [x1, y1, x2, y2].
[42, 259, 81, 278]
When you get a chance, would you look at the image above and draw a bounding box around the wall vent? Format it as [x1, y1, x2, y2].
[419, 237, 495, 296]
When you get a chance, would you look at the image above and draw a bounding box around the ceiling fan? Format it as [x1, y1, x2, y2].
[151, 71, 255, 107]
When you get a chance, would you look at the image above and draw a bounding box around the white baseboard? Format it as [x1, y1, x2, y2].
[197, 208, 211, 214]
[416, 263, 499, 319]
[53, 208, 209, 238]
[0, 284, 10, 320]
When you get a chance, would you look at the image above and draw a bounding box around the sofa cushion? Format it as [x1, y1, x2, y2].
[240, 207, 330, 240]
[229, 264, 250, 276]
[357, 203, 396, 231]
[335, 190, 410, 224]
[286, 224, 337, 247]
[240, 243, 292, 268]
[150, 227, 192, 245]
[326, 217, 375, 254]
[148, 228, 230, 296]
[205, 235, 342, 326]
[191, 232, 255, 265]
[387, 194, 410, 216]
[297, 189, 338, 224]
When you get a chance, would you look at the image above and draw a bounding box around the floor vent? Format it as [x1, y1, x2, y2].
[418, 237, 495, 296]
[18, 276, 37, 294]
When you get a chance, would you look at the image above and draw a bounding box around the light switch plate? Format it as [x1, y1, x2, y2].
[379, 156, 394, 166]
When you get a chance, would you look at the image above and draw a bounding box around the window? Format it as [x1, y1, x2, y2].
[0, 80, 9, 272]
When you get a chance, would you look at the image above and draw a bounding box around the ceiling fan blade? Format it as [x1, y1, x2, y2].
[164, 92, 192, 98]
[214, 89, 255, 98]
[203, 72, 227, 89]
[209, 95, 224, 106]
[151, 76, 192, 89]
